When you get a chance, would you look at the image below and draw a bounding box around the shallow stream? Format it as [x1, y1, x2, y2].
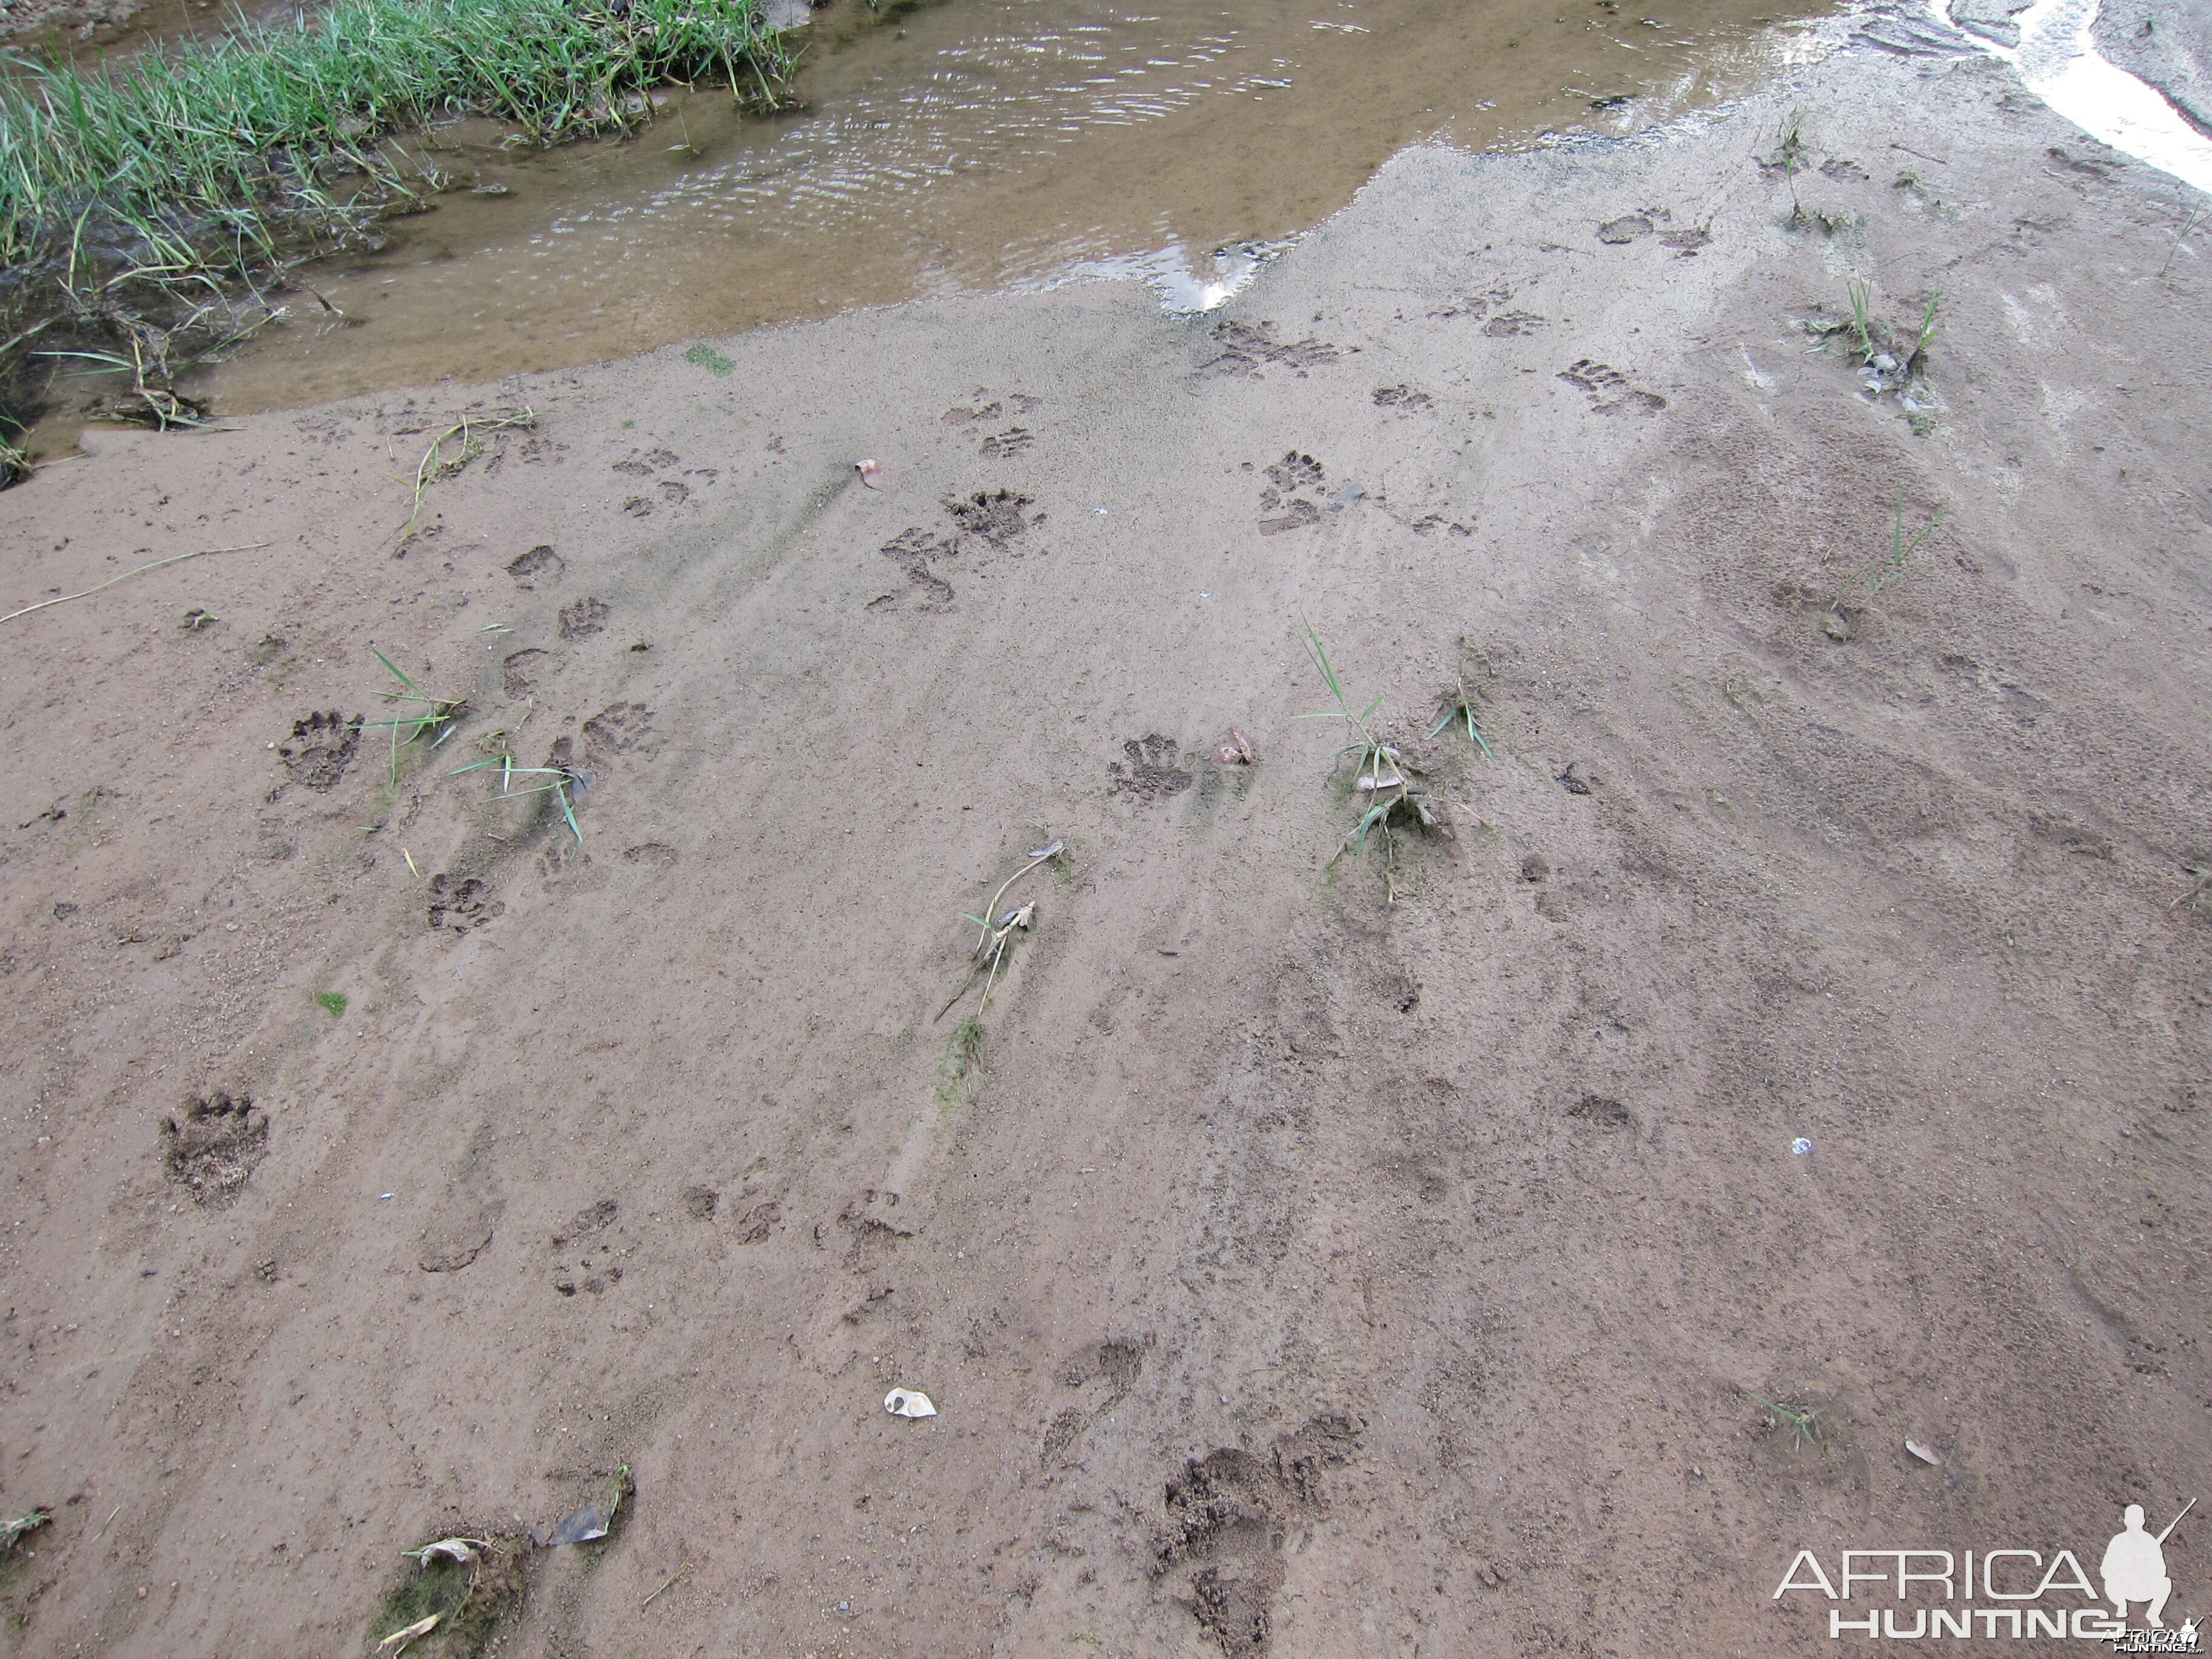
[153, 0, 1843, 414]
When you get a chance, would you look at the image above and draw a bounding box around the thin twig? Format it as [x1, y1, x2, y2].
[89, 1504, 122, 1543]
[0, 543, 267, 626]
[970, 842, 1061, 959]
[641, 1560, 691, 1609]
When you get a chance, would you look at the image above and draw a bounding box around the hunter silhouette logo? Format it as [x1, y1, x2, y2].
[2105, 1501, 2197, 1646]
[1774, 1498, 2199, 1644]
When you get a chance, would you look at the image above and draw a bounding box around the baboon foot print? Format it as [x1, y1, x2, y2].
[870, 528, 960, 612]
[583, 701, 654, 765]
[948, 488, 1036, 550]
[979, 427, 1033, 458]
[558, 597, 610, 639]
[1256, 451, 1327, 534]
[161, 1091, 269, 1206]
[506, 544, 564, 587]
[1108, 734, 1195, 800]
[943, 390, 1044, 425]
[1373, 385, 1434, 415]
[1480, 310, 1546, 337]
[611, 447, 715, 514]
[1559, 360, 1667, 415]
[502, 648, 551, 697]
[612, 446, 679, 477]
[427, 874, 503, 934]
[1430, 283, 1515, 321]
[1198, 320, 1342, 379]
[278, 711, 362, 791]
[1598, 208, 1710, 256]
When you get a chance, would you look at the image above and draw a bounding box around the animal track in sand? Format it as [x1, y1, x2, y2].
[501, 648, 551, 697]
[582, 701, 654, 764]
[162, 1091, 269, 1207]
[1197, 320, 1342, 379]
[1108, 734, 1196, 800]
[1559, 359, 1668, 415]
[506, 545, 564, 586]
[427, 873, 503, 934]
[1372, 384, 1434, 414]
[558, 597, 610, 640]
[1256, 451, 1328, 535]
[1429, 283, 1515, 321]
[278, 711, 361, 791]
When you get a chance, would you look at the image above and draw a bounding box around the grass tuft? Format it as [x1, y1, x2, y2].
[682, 342, 736, 376]
[935, 1016, 985, 1116]
[315, 991, 349, 1018]
[1823, 496, 1948, 635]
[363, 646, 467, 783]
[1300, 617, 1453, 902]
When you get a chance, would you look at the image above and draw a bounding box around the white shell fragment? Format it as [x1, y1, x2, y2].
[856, 458, 883, 489]
[1905, 1439, 1944, 1466]
[406, 1537, 481, 1565]
[884, 1387, 937, 1418]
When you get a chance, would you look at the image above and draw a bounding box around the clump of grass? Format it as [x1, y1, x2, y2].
[0, 0, 794, 463]
[448, 745, 585, 843]
[363, 647, 467, 783]
[372, 1531, 528, 1658]
[1755, 1396, 1824, 1451]
[1300, 618, 1452, 902]
[682, 342, 736, 376]
[1430, 637, 1498, 760]
[1803, 281, 1941, 427]
[398, 407, 535, 544]
[930, 839, 1066, 1110]
[315, 991, 349, 1018]
[2, 1510, 50, 1552]
[1822, 496, 1949, 637]
[937, 839, 1064, 1023]
[935, 1016, 985, 1116]
[1770, 108, 1809, 224]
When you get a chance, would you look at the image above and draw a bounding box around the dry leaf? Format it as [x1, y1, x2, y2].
[1905, 1439, 1943, 1466]
[855, 458, 883, 489]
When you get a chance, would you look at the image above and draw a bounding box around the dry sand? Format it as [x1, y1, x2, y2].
[2, 19, 2210, 1657]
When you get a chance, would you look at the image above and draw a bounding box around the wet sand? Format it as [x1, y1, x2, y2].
[1, 16, 2210, 1658]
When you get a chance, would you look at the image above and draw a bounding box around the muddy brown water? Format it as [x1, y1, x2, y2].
[130, 0, 1845, 416]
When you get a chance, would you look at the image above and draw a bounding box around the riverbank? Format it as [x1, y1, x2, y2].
[0, 0, 792, 464]
[1, 21, 2208, 1659]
